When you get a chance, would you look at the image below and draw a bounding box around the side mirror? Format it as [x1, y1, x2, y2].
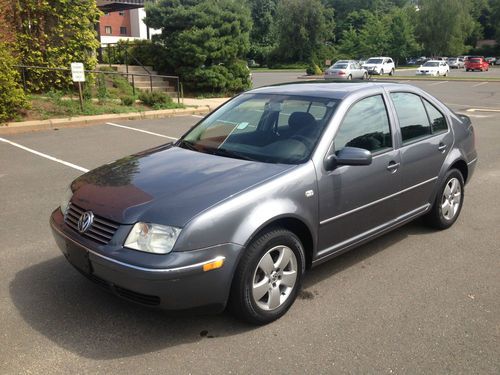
[324, 147, 372, 171]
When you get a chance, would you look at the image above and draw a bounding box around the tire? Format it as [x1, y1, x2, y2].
[362, 72, 368, 80]
[380, 68, 384, 75]
[444, 70, 448, 77]
[389, 68, 395, 76]
[424, 169, 465, 230]
[347, 74, 352, 80]
[229, 227, 305, 325]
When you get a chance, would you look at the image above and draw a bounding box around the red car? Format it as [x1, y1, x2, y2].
[465, 57, 489, 72]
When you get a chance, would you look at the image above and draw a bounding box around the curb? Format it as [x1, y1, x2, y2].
[0, 106, 212, 135]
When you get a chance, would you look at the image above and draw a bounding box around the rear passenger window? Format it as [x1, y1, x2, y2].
[423, 99, 448, 133]
[334, 95, 392, 152]
[391, 92, 431, 143]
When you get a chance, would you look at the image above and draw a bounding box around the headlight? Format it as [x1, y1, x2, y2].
[60, 187, 73, 215]
[124, 222, 181, 254]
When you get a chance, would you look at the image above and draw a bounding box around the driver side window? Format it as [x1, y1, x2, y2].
[334, 95, 392, 153]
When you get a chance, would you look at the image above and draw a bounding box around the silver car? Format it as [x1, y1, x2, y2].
[325, 61, 368, 80]
[448, 57, 464, 69]
[51, 82, 477, 324]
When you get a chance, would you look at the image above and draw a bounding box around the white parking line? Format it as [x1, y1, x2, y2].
[472, 82, 488, 87]
[0, 137, 89, 172]
[191, 115, 204, 118]
[106, 122, 178, 140]
[429, 81, 448, 86]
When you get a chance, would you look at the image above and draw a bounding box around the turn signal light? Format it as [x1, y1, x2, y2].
[203, 257, 225, 272]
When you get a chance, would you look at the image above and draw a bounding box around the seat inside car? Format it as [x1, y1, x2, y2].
[288, 111, 318, 139]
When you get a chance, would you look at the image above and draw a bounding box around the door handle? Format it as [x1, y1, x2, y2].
[387, 161, 400, 172]
[438, 143, 447, 152]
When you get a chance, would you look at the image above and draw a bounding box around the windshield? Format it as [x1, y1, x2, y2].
[423, 62, 439, 67]
[332, 63, 348, 69]
[366, 58, 382, 64]
[178, 94, 339, 164]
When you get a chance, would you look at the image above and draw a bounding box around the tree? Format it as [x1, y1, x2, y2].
[12, 0, 101, 92]
[248, 0, 278, 45]
[416, 0, 479, 56]
[0, 42, 29, 123]
[271, 0, 334, 64]
[145, 0, 252, 94]
[386, 7, 420, 64]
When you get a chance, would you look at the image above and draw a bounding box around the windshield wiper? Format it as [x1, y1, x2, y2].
[210, 147, 256, 161]
[177, 139, 198, 151]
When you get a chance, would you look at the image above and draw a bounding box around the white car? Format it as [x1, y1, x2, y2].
[416, 60, 450, 77]
[362, 57, 395, 75]
[324, 61, 368, 80]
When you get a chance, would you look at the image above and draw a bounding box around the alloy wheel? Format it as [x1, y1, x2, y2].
[441, 177, 462, 221]
[252, 245, 298, 311]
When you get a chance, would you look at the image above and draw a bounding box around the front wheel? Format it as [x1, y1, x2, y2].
[229, 227, 305, 324]
[389, 68, 395, 76]
[424, 169, 464, 229]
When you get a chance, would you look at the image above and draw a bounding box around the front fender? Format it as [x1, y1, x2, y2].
[174, 162, 318, 252]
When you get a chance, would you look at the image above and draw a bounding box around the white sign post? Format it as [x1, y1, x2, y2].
[71, 63, 85, 111]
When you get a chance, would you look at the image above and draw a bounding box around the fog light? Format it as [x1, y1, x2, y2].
[203, 257, 225, 272]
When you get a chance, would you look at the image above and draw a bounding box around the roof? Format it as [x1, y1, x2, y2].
[247, 81, 408, 100]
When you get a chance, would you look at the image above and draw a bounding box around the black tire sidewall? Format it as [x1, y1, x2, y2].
[232, 228, 305, 324]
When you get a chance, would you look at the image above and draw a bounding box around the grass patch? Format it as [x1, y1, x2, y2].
[18, 90, 183, 122]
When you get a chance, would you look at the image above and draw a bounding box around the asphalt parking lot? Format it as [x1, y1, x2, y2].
[1, 77, 499, 374]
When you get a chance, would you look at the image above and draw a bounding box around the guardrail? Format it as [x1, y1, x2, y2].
[15, 65, 181, 104]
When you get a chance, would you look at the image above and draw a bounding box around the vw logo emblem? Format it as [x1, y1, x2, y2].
[77, 211, 94, 233]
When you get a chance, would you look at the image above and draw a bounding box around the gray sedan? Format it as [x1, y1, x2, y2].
[325, 62, 368, 80]
[50, 82, 477, 324]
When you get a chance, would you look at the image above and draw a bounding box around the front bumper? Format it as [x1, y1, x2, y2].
[50, 209, 243, 311]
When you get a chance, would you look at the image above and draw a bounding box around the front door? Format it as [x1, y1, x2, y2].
[316, 94, 401, 259]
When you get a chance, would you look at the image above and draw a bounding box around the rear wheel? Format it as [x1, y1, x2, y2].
[362, 72, 368, 80]
[229, 227, 305, 325]
[425, 169, 464, 230]
[347, 74, 352, 80]
[389, 68, 395, 76]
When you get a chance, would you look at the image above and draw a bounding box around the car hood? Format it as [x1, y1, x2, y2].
[71, 144, 294, 226]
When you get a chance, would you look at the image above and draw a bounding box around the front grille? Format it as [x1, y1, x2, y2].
[65, 203, 119, 244]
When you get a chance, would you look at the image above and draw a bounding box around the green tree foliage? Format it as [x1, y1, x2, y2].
[145, 0, 252, 94]
[338, 7, 418, 64]
[249, 0, 278, 45]
[271, 0, 334, 64]
[0, 42, 29, 123]
[12, 0, 101, 92]
[416, 0, 479, 56]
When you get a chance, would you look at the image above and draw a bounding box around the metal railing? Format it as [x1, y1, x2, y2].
[15, 65, 181, 104]
[99, 43, 152, 75]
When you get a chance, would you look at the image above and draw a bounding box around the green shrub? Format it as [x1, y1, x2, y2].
[0, 43, 29, 123]
[121, 96, 135, 106]
[306, 63, 323, 76]
[138, 91, 172, 107]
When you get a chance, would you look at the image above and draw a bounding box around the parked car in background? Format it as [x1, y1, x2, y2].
[447, 57, 464, 69]
[416, 60, 450, 76]
[495, 58, 500, 65]
[485, 57, 496, 66]
[362, 57, 395, 75]
[50, 81, 477, 324]
[465, 57, 489, 71]
[325, 61, 368, 80]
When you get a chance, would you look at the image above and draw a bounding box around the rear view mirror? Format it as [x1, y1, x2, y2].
[324, 147, 372, 171]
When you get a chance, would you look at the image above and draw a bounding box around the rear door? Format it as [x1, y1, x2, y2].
[387, 91, 452, 214]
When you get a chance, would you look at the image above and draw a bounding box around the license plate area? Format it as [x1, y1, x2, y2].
[66, 242, 92, 274]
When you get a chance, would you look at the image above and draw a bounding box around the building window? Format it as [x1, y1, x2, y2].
[105, 26, 112, 35]
[120, 27, 127, 35]
[119, 11, 125, 16]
